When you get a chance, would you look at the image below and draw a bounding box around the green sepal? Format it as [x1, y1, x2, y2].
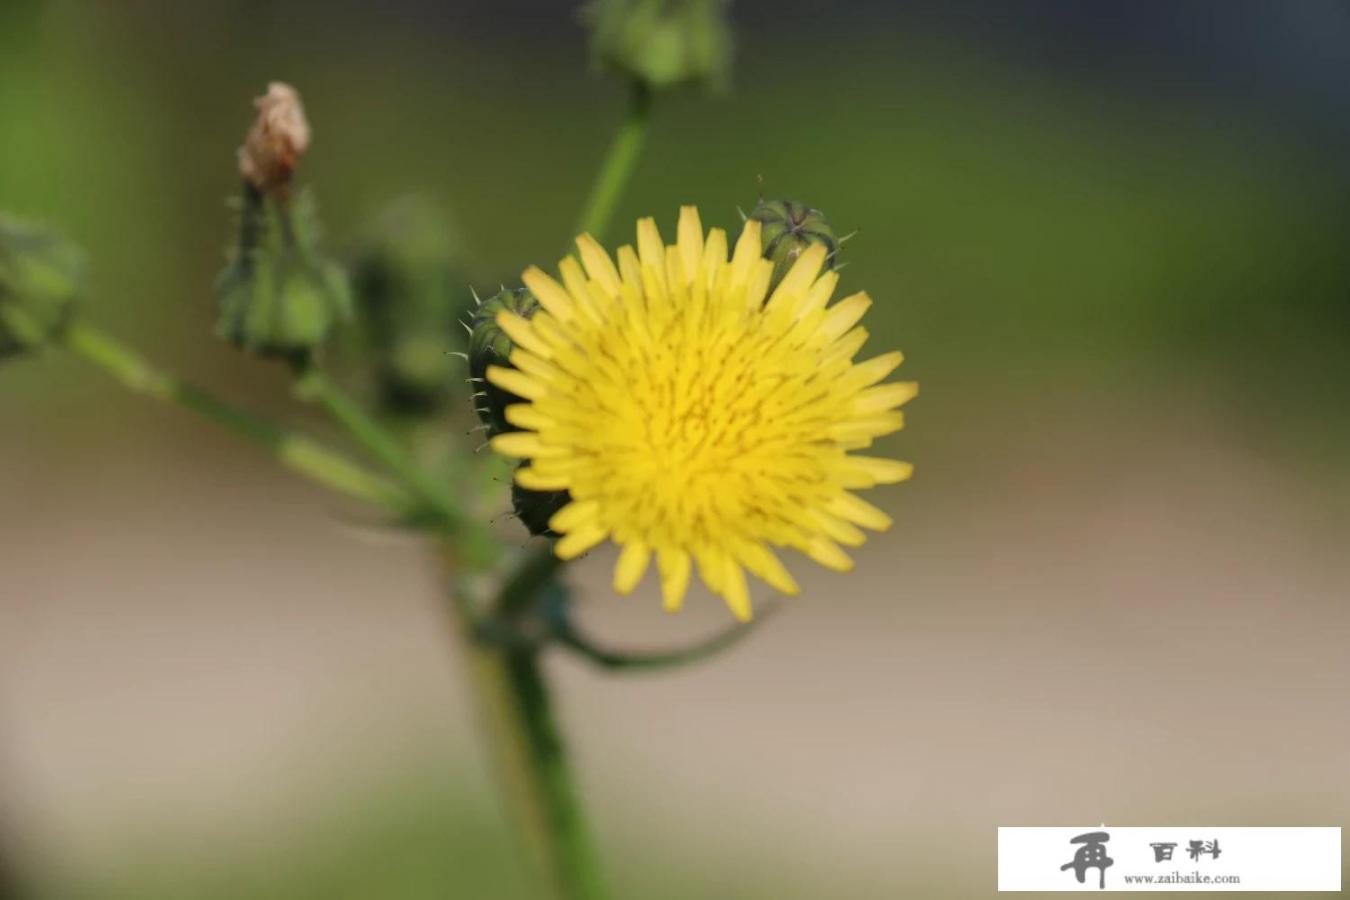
[214, 185, 352, 362]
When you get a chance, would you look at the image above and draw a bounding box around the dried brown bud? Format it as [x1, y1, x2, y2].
[237, 82, 311, 192]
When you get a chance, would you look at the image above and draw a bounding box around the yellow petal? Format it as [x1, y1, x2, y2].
[838, 456, 914, 487]
[828, 412, 905, 443]
[657, 547, 691, 612]
[854, 381, 918, 414]
[503, 403, 553, 431]
[807, 508, 867, 547]
[485, 365, 545, 401]
[822, 326, 869, 365]
[514, 466, 570, 491]
[613, 541, 651, 595]
[817, 292, 872, 342]
[728, 219, 762, 287]
[805, 536, 854, 572]
[721, 559, 752, 622]
[575, 233, 621, 296]
[556, 524, 608, 559]
[636, 217, 665, 269]
[795, 269, 839, 318]
[496, 311, 552, 359]
[616, 245, 643, 290]
[829, 492, 893, 532]
[558, 256, 603, 323]
[677, 205, 703, 281]
[507, 349, 562, 383]
[744, 259, 773, 309]
[736, 541, 800, 596]
[695, 547, 726, 595]
[548, 499, 599, 533]
[701, 227, 728, 289]
[766, 242, 828, 311]
[842, 351, 904, 390]
[491, 432, 546, 459]
[522, 266, 576, 322]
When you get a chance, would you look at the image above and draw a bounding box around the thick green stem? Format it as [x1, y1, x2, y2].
[435, 78, 656, 900]
[574, 82, 652, 243]
[445, 544, 607, 900]
[59, 321, 407, 510]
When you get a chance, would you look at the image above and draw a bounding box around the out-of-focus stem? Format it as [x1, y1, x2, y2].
[574, 82, 652, 243]
[59, 321, 407, 511]
[443, 543, 607, 900]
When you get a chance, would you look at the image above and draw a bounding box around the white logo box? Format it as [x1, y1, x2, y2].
[997, 826, 1341, 892]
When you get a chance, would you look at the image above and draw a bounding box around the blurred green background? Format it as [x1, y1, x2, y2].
[1, 1, 1348, 897]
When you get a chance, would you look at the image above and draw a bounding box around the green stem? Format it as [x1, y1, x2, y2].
[445, 544, 607, 900]
[450, 75, 659, 900]
[574, 82, 652, 243]
[291, 365, 497, 567]
[59, 321, 407, 510]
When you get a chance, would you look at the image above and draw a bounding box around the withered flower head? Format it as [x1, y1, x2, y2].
[238, 82, 312, 192]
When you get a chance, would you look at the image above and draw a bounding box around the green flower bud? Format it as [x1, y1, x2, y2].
[584, 0, 732, 92]
[468, 287, 540, 437]
[470, 288, 573, 536]
[749, 199, 839, 292]
[350, 198, 474, 415]
[0, 215, 82, 360]
[214, 185, 351, 363]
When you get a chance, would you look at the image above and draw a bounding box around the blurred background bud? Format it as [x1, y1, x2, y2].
[749, 198, 838, 292]
[0, 215, 82, 361]
[214, 186, 352, 363]
[468, 287, 539, 437]
[583, 0, 732, 92]
[348, 198, 475, 417]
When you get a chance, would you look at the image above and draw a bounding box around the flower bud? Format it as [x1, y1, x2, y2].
[0, 215, 82, 360]
[214, 186, 351, 363]
[583, 0, 732, 92]
[470, 288, 573, 536]
[238, 83, 311, 194]
[749, 199, 838, 292]
[468, 287, 540, 437]
[350, 198, 474, 415]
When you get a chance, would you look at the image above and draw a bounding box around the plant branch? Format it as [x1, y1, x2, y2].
[290, 363, 499, 567]
[573, 82, 652, 243]
[59, 321, 407, 511]
[558, 603, 777, 673]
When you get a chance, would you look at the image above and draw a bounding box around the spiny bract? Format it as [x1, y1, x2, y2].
[487, 206, 916, 621]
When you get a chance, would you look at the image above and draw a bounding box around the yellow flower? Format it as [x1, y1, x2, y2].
[487, 207, 916, 621]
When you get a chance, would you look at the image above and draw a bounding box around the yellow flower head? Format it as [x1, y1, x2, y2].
[487, 207, 916, 621]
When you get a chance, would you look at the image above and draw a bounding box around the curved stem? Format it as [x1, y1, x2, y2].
[443, 544, 606, 900]
[59, 321, 407, 510]
[573, 82, 652, 243]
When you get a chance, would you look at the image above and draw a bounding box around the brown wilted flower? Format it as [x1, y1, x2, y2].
[237, 82, 311, 192]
